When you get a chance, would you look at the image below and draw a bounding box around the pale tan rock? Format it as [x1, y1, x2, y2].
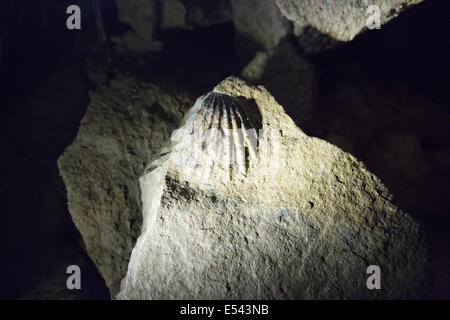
[116, 0, 158, 42]
[276, 0, 424, 43]
[118, 77, 428, 299]
[58, 77, 193, 297]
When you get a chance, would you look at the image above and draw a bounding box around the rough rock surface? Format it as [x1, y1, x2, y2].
[276, 0, 423, 51]
[182, 0, 232, 27]
[118, 77, 428, 299]
[161, 0, 232, 29]
[231, 0, 290, 50]
[58, 77, 193, 297]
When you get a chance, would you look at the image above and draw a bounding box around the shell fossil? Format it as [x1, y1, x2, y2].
[171, 91, 278, 183]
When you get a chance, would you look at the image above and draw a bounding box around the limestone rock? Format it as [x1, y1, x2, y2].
[57, 77, 193, 297]
[118, 77, 428, 299]
[161, 0, 232, 29]
[231, 0, 290, 50]
[275, 0, 423, 51]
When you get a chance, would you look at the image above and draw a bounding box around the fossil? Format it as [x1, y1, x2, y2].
[170, 92, 267, 182]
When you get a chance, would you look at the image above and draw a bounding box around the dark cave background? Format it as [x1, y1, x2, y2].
[0, 0, 449, 299]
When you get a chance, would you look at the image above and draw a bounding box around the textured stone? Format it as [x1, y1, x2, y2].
[112, 0, 160, 52]
[276, 0, 424, 51]
[231, 0, 290, 50]
[160, 0, 187, 30]
[242, 42, 318, 133]
[118, 77, 428, 299]
[116, 0, 158, 42]
[58, 77, 193, 297]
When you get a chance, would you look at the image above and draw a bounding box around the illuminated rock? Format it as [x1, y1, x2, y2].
[117, 77, 428, 299]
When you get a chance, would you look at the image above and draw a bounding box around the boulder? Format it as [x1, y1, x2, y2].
[58, 77, 193, 296]
[117, 77, 428, 299]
